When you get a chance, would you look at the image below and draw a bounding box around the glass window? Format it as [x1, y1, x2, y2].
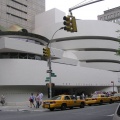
[117, 12, 119, 17]
[19, 53, 27, 59]
[0, 53, 10, 58]
[10, 53, 19, 58]
[110, 14, 113, 18]
[64, 96, 70, 100]
[0, 52, 44, 61]
[51, 96, 61, 100]
[92, 94, 99, 98]
[104, 16, 106, 20]
[28, 54, 35, 59]
[114, 13, 116, 17]
[35, 55, 41, 60]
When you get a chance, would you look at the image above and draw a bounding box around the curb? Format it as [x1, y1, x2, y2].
[0, 108, 47, 112]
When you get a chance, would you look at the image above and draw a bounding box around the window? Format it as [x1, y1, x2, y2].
[64, 96, 70, 100]
[0, 52, 44, 61]
[51, 96, 61, 100]
[104, 16, 106, 20]
[19, 53, 27, 59]
[35, 55, 41, 60]
[92, 94, 98, 98]
[100, 17, 102, 20]
[0, 53, 10, 58]
[110, 14, 113, 18]
[117, 12, 120, 17]
[10, 53, 19, 58]
[28, 54, 35, 59]
[114, 13, 116, 17]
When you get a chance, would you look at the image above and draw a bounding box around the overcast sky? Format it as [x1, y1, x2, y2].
[46, 0, 120, 20]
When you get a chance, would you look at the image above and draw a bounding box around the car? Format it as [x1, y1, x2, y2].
[113, 104, 120, 120]
[85, 94, 113, 106]
[111, 93, 120, 102]
[42, 94, 85, 111]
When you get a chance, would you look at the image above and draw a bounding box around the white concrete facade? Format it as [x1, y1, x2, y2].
[34, 8, 120, 92]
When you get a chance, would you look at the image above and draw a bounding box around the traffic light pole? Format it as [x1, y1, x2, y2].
[47, 27, 64, 99]
[69, 0, 104, 15]
[47, 55, 52, 99]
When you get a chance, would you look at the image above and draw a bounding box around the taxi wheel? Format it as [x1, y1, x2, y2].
[80, 102, 85, 108]
[99, 100, 103, 105]
[61, 104, 67, 110]
[109, 99, 113, 104]
[70, 107, 73, 109]
[50, 108, 54, 111]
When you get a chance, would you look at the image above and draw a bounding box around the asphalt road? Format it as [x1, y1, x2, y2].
[0, 103, 119, 120]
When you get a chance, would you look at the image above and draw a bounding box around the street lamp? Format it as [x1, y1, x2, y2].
[111, 81, 114, 94]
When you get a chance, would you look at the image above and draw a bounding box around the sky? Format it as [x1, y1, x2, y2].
[46, 0, 120, 20]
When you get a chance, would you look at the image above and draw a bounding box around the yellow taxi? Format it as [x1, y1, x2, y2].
[42, 94, 85, 111]
[111, 93, 120, 102]
[85, 94, 113, 106]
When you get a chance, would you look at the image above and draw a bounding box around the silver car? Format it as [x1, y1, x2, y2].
[113, 104, 120, 120]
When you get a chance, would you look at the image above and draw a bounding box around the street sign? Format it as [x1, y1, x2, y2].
[46, 77, 50, 79]
[51, 73, 57, 77]
[45, 79, 49, 82]
[45, 77, 50, 82]
[46, 70, 52, 73]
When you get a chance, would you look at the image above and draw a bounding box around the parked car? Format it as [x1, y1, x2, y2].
[42, 94, 85, 111]
[85, 94, 113, 106]
[113, 104, 120, 120]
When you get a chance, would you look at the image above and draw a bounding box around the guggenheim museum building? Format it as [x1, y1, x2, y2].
[0, 0, 120, 105]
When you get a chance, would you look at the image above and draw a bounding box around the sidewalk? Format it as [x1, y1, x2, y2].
[0, 105, 47, 112]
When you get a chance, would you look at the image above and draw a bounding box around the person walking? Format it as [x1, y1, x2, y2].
[35, 93, 40, 108]
[81, 93, 85, 100]
[1, 94, 5, 106]
[39, 92, 43, 107]
[29, 93, 35, 108]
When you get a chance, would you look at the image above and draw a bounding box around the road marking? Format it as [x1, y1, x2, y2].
[106, 114, 114, 116]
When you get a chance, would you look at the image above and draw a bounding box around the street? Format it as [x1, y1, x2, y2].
[0, 103, 119, 120]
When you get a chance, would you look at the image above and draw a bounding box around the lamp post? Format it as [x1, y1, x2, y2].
[111, 81, 114, 94]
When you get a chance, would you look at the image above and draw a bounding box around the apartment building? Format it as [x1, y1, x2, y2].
[98, 6, 120, 24]
[0, 0, 45, 32]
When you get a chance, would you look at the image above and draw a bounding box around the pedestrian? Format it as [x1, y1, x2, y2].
[82, 93, 85, 100]
[1, 94, 5, 106]
[39, 92, 43, 106]
[35, 93, 40, 108]
[29, 93, 35, 108]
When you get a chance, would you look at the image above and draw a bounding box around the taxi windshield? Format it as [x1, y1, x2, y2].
[51, 96, 61, 100]
[91, 94, 99, 98]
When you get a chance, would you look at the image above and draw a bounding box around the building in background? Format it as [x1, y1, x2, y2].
[0, 1, 120, 105]
[98, 6, 120, 25]
[0, 0, 45, 32]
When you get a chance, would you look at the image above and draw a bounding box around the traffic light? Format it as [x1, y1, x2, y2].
[63, 15, 71, 32]
[43, 47, 50, 58]
[71, 16, 77, 32]
[63, 15, 77, 32]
